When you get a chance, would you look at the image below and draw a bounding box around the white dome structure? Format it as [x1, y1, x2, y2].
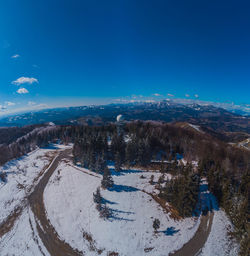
[116, 114, 124, 122]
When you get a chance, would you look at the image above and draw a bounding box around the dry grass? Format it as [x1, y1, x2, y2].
[142, 190, 182, 220]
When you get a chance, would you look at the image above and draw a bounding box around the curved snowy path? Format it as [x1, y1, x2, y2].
[28, 148, 83, 256]
[170, 212, 214, 256]
[170, 178, 216, 256]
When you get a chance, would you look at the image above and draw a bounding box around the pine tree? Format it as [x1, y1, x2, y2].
[101, 167, 114, 189]
[158, 174, 165, 184]
[93, 187, 102, 204]
[95, 154, 106, 174]
[136, 139, 151, 166]
[149, 175, 154, 185]
[100, 205, 110, 219]
[89, 149, 96, 172]
[114, 152, 122, 172]
[153, 218, 160, 232]
[125, 140, 136, 166]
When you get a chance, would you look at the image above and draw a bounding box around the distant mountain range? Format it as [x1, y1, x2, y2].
[0, 101, 249, 142]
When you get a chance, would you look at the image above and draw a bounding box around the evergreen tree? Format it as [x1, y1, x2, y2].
[101, 167, 114, 189]
[158, 174, 165, 184]
[100, 205, 110, 219]
[114, 153, 122, 172]
[93, 187, 102, 204]
[153, 218, 160, 232]
[125, 140, 136, 166]
[159, 172, 200, 217]
[95, 154, 106, 173]
[136, 139, 151, 166]
[149, 175, 154, 185]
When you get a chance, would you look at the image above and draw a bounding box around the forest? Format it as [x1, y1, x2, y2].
[72, 121, 249, 255]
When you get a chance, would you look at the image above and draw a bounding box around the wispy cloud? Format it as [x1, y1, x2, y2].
[185, 94, 190, 97]
[12, 76, 38, 85]
[167, 93, 174, 97]
[5, 101, 15, 106]
[153, 93, 161, 97]
[17, 88, 29, 94]
[194, 94, 199, 98]
[35, 103, 48, 109]
[11, 54, 20, 59]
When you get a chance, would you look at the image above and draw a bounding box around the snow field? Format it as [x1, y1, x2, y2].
[44, 163, 200, 256]
[0, 207, 50, 256]
[0, 147, 55, 222]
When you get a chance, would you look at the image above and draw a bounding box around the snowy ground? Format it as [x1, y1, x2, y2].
[0, 146, 240, 256]
[200, 210, 239, 256]
[197, 178, 239, 256]
[0, 144, 70, 223]
[0, 147, 49, 222]
[0, 207, 49, 256]
[44, 162, 200, 256]
[0, 144, 71, 256]
[188, 123, 204, 133]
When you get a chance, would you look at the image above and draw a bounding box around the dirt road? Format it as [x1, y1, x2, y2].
[170, 211, 214, 256]
[28, 148, 83, 256]
[0, 205, 24, 238]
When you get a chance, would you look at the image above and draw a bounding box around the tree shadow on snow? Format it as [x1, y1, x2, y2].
[193, 190, 219, 217]
[109, 167, 144, 176]
[109, 216, 135, 222]
[111, 208, 135, 215]
[160, 227, 180, 236]
[41, 143, 61, 150]
[109, 208, 135, 222]
[2, 155, 27, 170]
[101, 197, 117, 205]
[108, 184, 139, 192]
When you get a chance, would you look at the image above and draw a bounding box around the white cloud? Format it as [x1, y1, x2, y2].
[12, 76, 38, 85]
[194, 94, 199, 98]
[153, 93, 161, 97]
[0, 105, 6, 110]
[185, 94, 190, 97]
[5, 101, 15, 106]
[17, 88, 29, 94]
[11, 54, 20, 59]
[35, 103, 48, 108]
[167, 93, 174, 97]
[144, 100, 156, 103]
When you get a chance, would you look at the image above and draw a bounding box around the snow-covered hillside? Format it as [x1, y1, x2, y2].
[0, 145, 70, 255]
[44, 161, 200, 256]
[0, 146, 56, 222]
[0, 145, 239, 256]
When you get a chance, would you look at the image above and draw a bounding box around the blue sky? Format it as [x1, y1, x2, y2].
[0, 0, 249, 114]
